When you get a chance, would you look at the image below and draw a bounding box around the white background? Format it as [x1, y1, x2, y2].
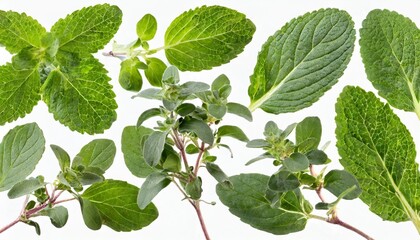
[0, 0, 420, 239]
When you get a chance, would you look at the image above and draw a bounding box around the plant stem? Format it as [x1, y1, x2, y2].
[193, 142, 206, 177]
[328, 216, 375, 240]
[193, 201, 211, 240]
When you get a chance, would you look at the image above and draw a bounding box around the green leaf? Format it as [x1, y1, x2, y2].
[216, 173, 310, 235]
[245, 152, 274, 166]
[0, 56, 41, 126]
[186, 144, 199, 154]
[164, 5, 255, 71]
[179, 118, 214, 144]
[72, 139, 116, 172]
[336, 86, 420, 223]
[138, 172, 171, 210]
[206, 162, 232, 189]
[249, 9, 355, 113]
[360, 10, 420, 117]
[50, 4, 122, 53]
[0, 123, 45, 192]
[82, 180, 158, 231]
[38, 206, 69, 228]
[268, 171, 300, 192]
[246, 139, 270, 148]
[264, 121, 280, 137]
[144, 131, 167, 167]
[324, 170, 361, 200]
[0, 10, 46, 53]
[226, 102, 253, 121]
[133, 88, 162, 100]
[217, 125, 249, 142]
[80, 198, 102, 230]
[208, 104, 226, 119]
[119, 58, 143, 92]
[162, 148, 181, 172]
[162, 66, 180, 85]
[41, 52, 117, 134]
[121, 126, 158, 178]
[283, 152, 309, 172]
[137, 108, 163, 127]
[136, 14, 157, 41]
[186, 177, 202, 200]
[8, 177, 45, 199]
[175, 103, 196, 116]
[25, 220, 41, 235]
[306, 149, 329, 165]
[179, 81, 210, 98]
[50, 145, 70, 171]
[144, 58, 166, 87]
[211, 74, 230, 92]
[295, 117, 322, 152]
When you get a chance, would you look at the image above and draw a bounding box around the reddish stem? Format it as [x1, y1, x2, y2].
[193, 201, 211, 240]
[193, 142, 206, 177]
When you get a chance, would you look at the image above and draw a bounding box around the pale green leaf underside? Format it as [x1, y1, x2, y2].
[0, 62, 41, 126]
[216, 173, 308, 235]
[73, 139, 116, 172]
[41, 52, 117, 134]
[50, 4, 122, 54]
[82, 180, 158, 232]
[360, 10, 420, 117]
[0, 123, 45, 191]
[0, 10, 46, 53]
[164, 5, 255, 71]
[336, 86, 420, 223]
[121, 126, 158, 178]
[249, 8, 355, 114]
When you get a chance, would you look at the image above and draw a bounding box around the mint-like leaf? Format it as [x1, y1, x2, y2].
[336, 86, 420, 225]
[249, 9, 355, 113]
[136, 14, 157, 41]
[50, 4, 122, 54]
[164, 5, 255, 71]
[0, 10, 46, 53]
[72, 139, 116, 172]
[360, 10, 420, 118]
[216, 173, 310, 235]
[0, 123, 45, 192]
[81, 180, 158, 232]
[41, 52, 117, 134]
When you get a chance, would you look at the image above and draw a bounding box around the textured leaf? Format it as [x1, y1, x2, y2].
[0, 56, 41, 126]
[164, 5, 255, 71]
[80, 198, 102, 230]
[179, 118, 214, 144]
[38, 206, 69, 228]
[119, 58, 142, 92]
[51, 4, 122, 53]
[0, 123, 45, 192]
[0, 10, 46, 53]
[82, 180, 158, 231]
[217, 125, 249, 142]
[360, 10, 420, 118]
[216, 174, 310, 235]
[41, 52, 117, 134]
[8, 177, 45, 199]
[138, 172, 171, 210]
[121, 126, 158, 178]
[144, 131, 167, 167]
[268, 171, 300, 192]
[136, 14, 157, 41]
[249, 9, 355, 113]
[336, 86, 420, 223]
[72, 139, 116, 172]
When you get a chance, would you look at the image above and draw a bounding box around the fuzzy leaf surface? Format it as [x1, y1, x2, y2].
[72, 139, 116, 172]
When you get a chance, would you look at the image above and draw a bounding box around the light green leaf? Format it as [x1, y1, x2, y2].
[138, 172, 171, 210]
[0, 10, 46, 53]
[137, 108, 163, 127]
[50, 145, 70, 171]
[360, 10, 420, 118]
[249, 9, 355, 113]
[80, 198, 102, 230]
[119, 58, 143, 92]
[216, 173, 310, 235]
[144, 131, 167, 167]
[121, 126, 158, 178]
[179, 118, 214, 144]
[82, 180, 158, 231]
[211, 74, 230, 92]
[72, 139, 115, 172]
[134, 88, 162, 100]
[283, 152, 309, 172]
[217, 125, 249, 142]
[0, 55, 41, 126]
[144, 58, 166, 87]
[38, 206, 69, 228]
[336, 86, 420, 225]
[8, 177, 45, 199]
[268, 171, 300, 192]
[162, 66, 179, 85]
[164, 5, 255, 71]
[41, 52, 117, 134]
[51, 4, 122, 53]
[226, 102, 253, 121]
[324, 170, 361, 200]
[0, 123, 45, 192]
[295, 117, 322, 153]
[136, 14, 157, 41]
